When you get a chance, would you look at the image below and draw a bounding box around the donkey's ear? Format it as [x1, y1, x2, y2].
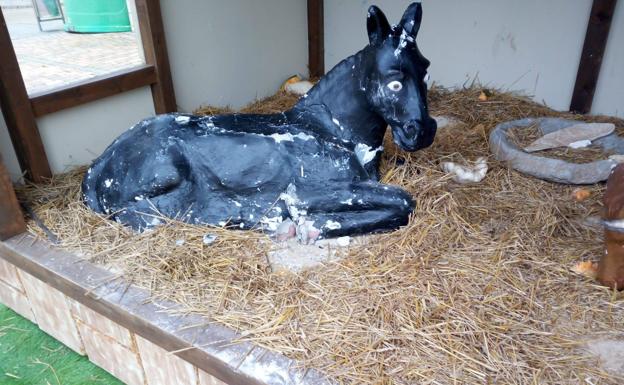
[398, 2, 423, 37]
[367, 5, 391, 46]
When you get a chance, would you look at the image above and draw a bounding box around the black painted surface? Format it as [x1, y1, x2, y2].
[82, 3, 436, 240]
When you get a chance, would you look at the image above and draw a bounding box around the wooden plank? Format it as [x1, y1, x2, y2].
[307, 0, 325, 78]
[0, 155, 26, 241]
[135, 0, 177, 114]
[570, 0, 618, 114]
[0, 9, 51, 182]
[30, 65, 157, 117]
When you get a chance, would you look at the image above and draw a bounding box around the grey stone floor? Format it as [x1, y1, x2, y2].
[2, 6, 143, 94]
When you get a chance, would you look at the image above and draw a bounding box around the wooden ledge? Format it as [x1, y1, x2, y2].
[29, 65, 157, 117]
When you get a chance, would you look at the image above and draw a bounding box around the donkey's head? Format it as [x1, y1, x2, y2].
[364, 3, 436, 152]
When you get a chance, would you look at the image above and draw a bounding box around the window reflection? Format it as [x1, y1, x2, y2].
[2, 0, 144, 95]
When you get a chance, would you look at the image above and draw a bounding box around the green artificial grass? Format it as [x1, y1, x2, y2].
[0, 304, 123, 385]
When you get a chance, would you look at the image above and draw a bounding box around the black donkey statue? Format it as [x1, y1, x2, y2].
[82, 3, 437, 243]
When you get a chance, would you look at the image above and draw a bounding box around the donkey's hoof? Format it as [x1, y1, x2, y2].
[274, 219, 296, 242]
[296, 219, 321, 245]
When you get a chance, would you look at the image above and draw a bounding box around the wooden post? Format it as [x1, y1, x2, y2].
[0, 9, 51, 182]
[135, 0, 177, 114]
[570, 0, 618, 114]
[0, 155, 26, 240]
[307, 0, 325, 78]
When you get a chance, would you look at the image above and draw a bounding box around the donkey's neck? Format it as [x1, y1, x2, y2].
[290, 48, 387, 149]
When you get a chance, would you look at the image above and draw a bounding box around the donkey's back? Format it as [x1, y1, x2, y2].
[82, 113, 368, 230]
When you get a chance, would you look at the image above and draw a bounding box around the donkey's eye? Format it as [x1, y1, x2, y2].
[387, 80, 403, 92]
[423, 73, 430, 83]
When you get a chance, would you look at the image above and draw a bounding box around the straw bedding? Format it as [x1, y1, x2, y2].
[16, 87, 624, 385]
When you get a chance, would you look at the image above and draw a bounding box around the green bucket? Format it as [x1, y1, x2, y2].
[42, 0, 61, 17]
[63, 0, 131, 33]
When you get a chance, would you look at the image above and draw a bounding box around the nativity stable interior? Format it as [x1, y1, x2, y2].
[1, 1, 624, 384]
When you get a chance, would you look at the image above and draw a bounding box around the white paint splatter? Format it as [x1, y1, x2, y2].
[280, 184, 308, 219]
[394, 28, 413, 57]
[175, 239, 185, 246]
[332, 117, 344, 131]
[104, 179, 113, 188]
[269, 132, 315, 143]
[233, 201, 242, 207]
[260, 215, 283, 231]
[355, 143, 383, 166]
[340, 198, 353, 205]
[134, 195, 144, 201]
[324, 220, 341, 230]
[279, 183, 300, 207]
[175, 115, 191, 124]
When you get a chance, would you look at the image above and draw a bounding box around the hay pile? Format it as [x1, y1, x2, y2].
[17, 87, 624, 385]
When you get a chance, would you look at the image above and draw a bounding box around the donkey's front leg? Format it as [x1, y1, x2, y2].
[363, 152, 383, 181]
[286, 181, 414, 242]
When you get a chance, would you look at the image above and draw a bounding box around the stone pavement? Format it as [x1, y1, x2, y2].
[2, 6, 143, 94]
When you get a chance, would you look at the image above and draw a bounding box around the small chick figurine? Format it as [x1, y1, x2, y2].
[599, 163, 624, 290]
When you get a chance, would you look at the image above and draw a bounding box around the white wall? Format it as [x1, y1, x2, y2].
[0, 87, 154, 180]
[325, 0, 598, 112]
[159, 0, 309, 111]
[592, 0, 623, 118]
[36, 87, 155, 174]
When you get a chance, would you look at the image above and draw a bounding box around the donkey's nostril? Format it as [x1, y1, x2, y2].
[403, 122, 420, 136]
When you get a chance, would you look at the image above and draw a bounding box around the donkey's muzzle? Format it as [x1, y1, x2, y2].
[392, 118, 437, 152]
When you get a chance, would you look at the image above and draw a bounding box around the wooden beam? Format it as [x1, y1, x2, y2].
[570, 0, 618, 114]
[0, 155, 26, 241]
[307, 0, 325, 78]
[30, 65, 157, 117]
[0, 9, 51, 182]
[135, 0, 177, 114]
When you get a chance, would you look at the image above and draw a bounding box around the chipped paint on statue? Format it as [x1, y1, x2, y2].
[82, 3, 436, 242]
